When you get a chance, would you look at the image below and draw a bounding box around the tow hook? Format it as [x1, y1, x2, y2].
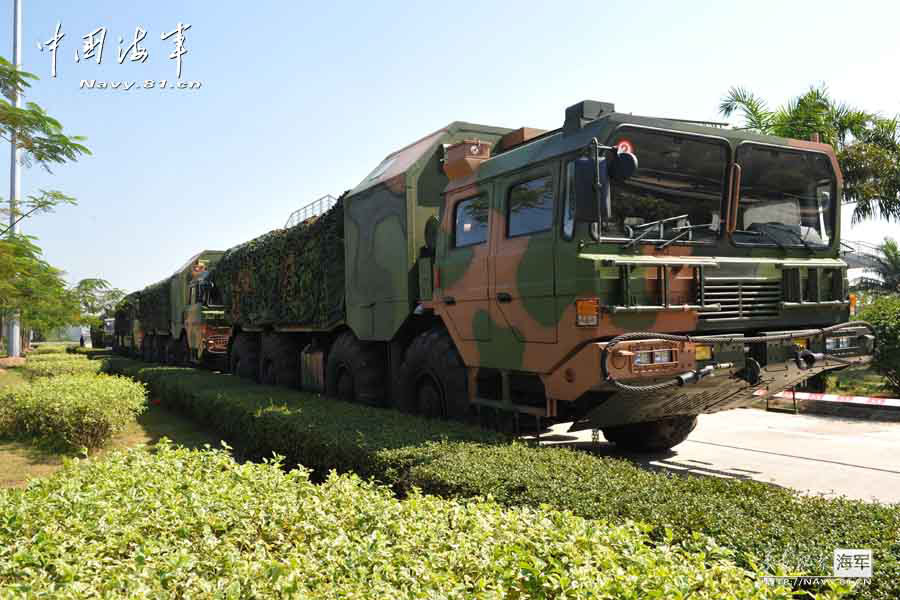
[795, 349, 825, 370]
[677, 362, 734, 386]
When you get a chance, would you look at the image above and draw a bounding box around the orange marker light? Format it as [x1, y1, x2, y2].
[575, 298, 600, 327]
[849, 293, 858, 316]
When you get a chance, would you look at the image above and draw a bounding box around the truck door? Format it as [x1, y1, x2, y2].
[436, 189, 492, 341]
[491, 168, 558, 344]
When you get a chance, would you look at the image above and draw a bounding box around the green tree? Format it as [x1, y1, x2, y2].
[73, 278, 124, 325]
[719, 85, 900, 223]
[0, 234, 81, 336]
[0, 57, 89, 352]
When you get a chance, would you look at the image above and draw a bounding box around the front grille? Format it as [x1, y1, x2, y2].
[207, 335, 229, 352]
[699, 279, 781, 321]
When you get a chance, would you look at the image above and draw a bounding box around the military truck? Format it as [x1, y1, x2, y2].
[140, 100, 874, 451]
[114, 250, 230, 366]
[89, 318, 115, 349]
[112, 293, 140, 353]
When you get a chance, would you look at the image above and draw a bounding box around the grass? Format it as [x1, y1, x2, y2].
[824, 365, 893, 397]
[0, 397, 222, 488]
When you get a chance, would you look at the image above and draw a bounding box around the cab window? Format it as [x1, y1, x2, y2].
[562, 162, 575, 239]
[454, 195, 489, 247]
[508, 175, 554, 237]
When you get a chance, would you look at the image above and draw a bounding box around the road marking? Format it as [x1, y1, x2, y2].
[685, 439, 900, 474]
[755, 389, 900, 408]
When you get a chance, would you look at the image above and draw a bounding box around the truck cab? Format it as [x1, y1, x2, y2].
[184, 271, 230, 363]
[421, 100, 872, 449]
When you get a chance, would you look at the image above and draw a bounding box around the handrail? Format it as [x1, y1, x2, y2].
[285, 194, 337, 228]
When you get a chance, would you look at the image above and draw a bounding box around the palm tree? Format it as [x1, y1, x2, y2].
[853, 237, 900, 294]
[719, 85, 900, 223]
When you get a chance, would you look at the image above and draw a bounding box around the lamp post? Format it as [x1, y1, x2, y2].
[5, 0, 22, 357]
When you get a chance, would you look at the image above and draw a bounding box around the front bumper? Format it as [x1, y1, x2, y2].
[541, 324, 874, 429]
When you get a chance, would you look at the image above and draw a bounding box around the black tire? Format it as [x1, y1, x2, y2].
[260, 333, 301, 387]
[163, 338, 177, 365]
[325, 331, 384, 404]
[170, 335, 190, 366]
[797, 373, 828, 393]
[230, 333, 261, 381]
[602, 415, 698, 452]
[154, 337, 169, 363]
[142, 335, 153, 362]
[397, 328, 469, 419]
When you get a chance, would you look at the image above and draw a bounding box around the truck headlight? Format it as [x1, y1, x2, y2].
[826, 336, 852, 351]
[652, 349, 674, 364]
[633, 351, 653, 365]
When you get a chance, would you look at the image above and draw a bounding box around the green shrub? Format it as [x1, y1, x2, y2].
[101, 357, 899, 600]
[66, 345, 109, 356]
[0, 373, 147, 451]
[20, 356, 101, 379]
[28, 345, 68, 355]
[0, 442, 808, 599]
[101, 357, 501, 480]
[27, 352, 87, 361]
[404, 442, 900, 599]
[859, 295, 900, 392]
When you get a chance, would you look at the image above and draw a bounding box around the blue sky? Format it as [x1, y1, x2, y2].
[2, 1, 899, 293]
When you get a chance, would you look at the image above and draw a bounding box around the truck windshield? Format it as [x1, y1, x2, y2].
[604, 128, 728, 243]
[201, 283, 224, 307]
[732, 144, 835, 249]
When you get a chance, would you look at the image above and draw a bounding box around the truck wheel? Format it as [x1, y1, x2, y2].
[260, 334, 301, 387]
[398, 328, 469, 419]
[181, 336, 191, 366]
[155, 337, 168, 363]
[602, 415, 698, 452]
[325, 331, 384, 404]
[171, 335, 190, 366]
[164, 338, 178, 365]
[230, 333, 260, 381]
[142, 335, 154, 362]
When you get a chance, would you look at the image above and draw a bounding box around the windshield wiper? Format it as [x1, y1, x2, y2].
[623, 214, 689, 249]
[734, 228, 787, 250]
[761, 223, 815, 252]
[657, 229, 691, 249]
[672, 222, 719, 232]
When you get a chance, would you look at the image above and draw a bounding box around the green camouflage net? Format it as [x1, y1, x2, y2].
[137, 279, 171, 333]
[113, 294, 138, 336]
[212, 197, 345, 329]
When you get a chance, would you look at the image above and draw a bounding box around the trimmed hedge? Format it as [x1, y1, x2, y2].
[20, 355, 102, 379]
[101, 357, 500, 480]
[102, 357, 897, 599]
[27, 345, 68, 355]
[0, 373, 147, 451]
[0, 442, 803, 599]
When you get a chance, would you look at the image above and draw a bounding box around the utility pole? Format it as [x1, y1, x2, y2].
[5, 0, 22, 357]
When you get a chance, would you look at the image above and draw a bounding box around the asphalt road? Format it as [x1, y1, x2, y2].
[533, 408, 900, 504]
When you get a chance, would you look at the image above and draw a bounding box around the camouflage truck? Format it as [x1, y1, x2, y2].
[89, 318, 115, 349]
[113, 292, 141, 353]
[189, 101, 874, 451]
[116, 250, 230, 365]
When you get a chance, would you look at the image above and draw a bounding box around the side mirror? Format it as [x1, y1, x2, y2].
[610, 151, 638, 181]
[573, 156, 598, 222]
[573, 155, 612, 223]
